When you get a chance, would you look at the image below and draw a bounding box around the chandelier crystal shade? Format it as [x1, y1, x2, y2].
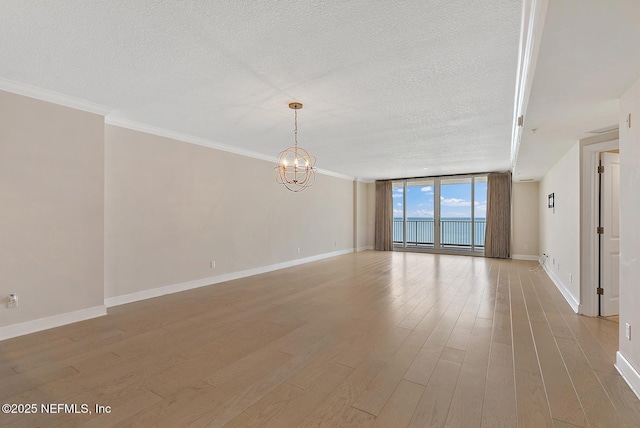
[275, 102, 316, 192]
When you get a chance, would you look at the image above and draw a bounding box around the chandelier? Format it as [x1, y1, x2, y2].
[275, 102, 316, 192]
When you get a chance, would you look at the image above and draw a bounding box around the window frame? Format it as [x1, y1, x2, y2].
[392, 173, 487, 256]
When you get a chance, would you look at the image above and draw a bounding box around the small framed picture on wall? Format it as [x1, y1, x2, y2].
[548, 193, 555, 208]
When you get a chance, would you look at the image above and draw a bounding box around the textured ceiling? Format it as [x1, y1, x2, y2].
[514, 0, 640, 181]
[0, 1, 522, 180]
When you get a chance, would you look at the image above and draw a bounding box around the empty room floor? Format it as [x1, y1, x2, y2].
[1, 251, 639, 427]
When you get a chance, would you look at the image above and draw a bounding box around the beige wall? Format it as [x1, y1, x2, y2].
[0, 89, 364, 333]
[512, 181, 540, 257]
[105, 125, 356, 298]
[366, 183, 375, 248]
[0, 91, 104, 328]
[539, 142, 581, 304]
[355, 181, 375, 250]
[618, 76, 640, 378]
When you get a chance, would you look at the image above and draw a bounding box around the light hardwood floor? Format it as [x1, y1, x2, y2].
[1, 251, 639, 427]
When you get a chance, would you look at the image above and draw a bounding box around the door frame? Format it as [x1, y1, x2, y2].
[599, 151, 620, 316]
[580, 137, 619, 316]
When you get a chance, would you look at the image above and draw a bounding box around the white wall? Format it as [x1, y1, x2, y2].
[539, 142, 581, 310]
[104, 125, 356, 299]
[618, 75, 640, 387]
[512, 181, 540, 258]
[0, 91, 105, 329]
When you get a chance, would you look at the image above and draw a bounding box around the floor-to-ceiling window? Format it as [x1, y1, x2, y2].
[392, 182, 405, 245]
[474, 176, 488, 248]
[393, 179, 435, 248]
[393, 174, 487, 254]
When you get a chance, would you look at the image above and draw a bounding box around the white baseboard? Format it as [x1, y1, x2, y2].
[356, 246, 374, 252]
[543, 264, 579, 313]
[615, 352, 640, 401]
[105, 248, 355, 308]
[512, 254, 540, 261]
[0, 305, 107, 342]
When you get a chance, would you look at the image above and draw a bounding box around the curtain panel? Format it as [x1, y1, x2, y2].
[374, 180, 393, 251]
[484, 172, 512, 258]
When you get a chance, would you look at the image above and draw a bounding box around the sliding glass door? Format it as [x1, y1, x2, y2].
[440, 177, 473, 248]
[392, 180, 436, 247]
[393, 175, 486, 253]
[474, 177, 487, 248]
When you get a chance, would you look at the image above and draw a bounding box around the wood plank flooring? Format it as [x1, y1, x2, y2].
[1, 251, 639, 427]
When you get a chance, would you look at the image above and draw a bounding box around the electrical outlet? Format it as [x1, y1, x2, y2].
[297, 247, 301, 254]
[7, 293, 18, 308]
[626, 323, 631, 340]
[569, 273, 572, 283]
[210, 260, 216, 269]
[524, 243, 529, 250]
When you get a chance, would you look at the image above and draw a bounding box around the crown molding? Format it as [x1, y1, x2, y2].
[510, 0, 549, 170]
[106, 115, 357, 182]
[0, 79, 357, 182]
[316, 168, 357, 181]
[105, 115, 276, 163]
[0, 78, 111, 115]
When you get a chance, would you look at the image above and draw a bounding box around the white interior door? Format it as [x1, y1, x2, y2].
[600, 152, 620, 316]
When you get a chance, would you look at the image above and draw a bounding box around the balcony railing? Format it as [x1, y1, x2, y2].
[393, 219, 486, 248]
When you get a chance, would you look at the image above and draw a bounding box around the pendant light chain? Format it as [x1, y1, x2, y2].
[294, 108, 298, 147]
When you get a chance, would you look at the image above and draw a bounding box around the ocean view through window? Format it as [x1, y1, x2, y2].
[393, 175, 487, 253]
